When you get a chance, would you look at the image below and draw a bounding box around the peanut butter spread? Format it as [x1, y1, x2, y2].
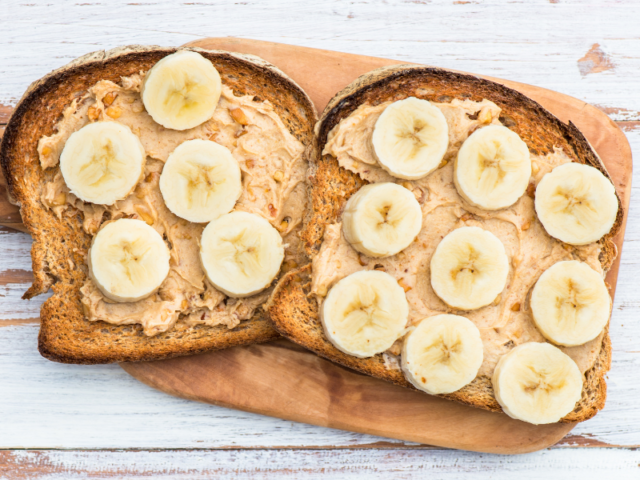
[38, 73, 306, 336]
[314, 99, 605, 377]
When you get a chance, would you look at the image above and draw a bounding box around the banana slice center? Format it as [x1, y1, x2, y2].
[477, 141, 527, 191]
[420, 334, 462, 366]
[374, 203, 406, 238]
[451, 246, 483, 296]
[477, 142, 513, 190]
[398, 118, 431, 159]
[341, 286, 394, 338]
[178, 161, 226, 207]
[521, 365, 565, 399]
[110, 239, 152, 284]
[553, 187, 597, 227]
[78, 139, 125, 188]
[227, 230, 262, 277]
[555, 280, 585, 323]
[166, 76, 202, 116]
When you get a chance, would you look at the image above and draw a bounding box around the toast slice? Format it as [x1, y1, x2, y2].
[269, 64, 622, 422]
[1, 45, 316, 364]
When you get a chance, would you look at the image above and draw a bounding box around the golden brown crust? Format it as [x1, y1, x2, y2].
[270, 64, 621, 423]
[0, 45, 317, 364]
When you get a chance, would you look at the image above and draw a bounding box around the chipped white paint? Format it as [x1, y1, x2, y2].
[3, 448, 640, 480]
[0, 283, 49, 321]
[0, 324, 396, 449]
[0, 228, 34, 271]
[1, 0, 640, 475]
[1, 0, 640, 120]
[0, 228, 50, 321]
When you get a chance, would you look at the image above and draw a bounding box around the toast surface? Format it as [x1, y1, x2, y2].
[269, 64, 621, 423]
[1, 45, 317, 364]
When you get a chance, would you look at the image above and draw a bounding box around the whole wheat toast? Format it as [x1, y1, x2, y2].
[0, 45, 317, 364]
[268, 64, 623, 423]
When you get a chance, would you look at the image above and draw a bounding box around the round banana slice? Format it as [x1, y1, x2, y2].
[342, 183, 423, 258]
[200, 211, 284, 298]
[531, 261, 610, 347]
[371, 97, 449, 180]
[492, 342, 583, 425]
[160, 139, 242, 223]
[88, 218, 170, 303]
[142, 50, 222, 131]
[430, 226, 509, 311]
[402, 314, 483, 395]
[60, 122, 145, 205]
[321, 270, 409, 358]
[535, 162, 618, 245]
[454, 125, 531, 210]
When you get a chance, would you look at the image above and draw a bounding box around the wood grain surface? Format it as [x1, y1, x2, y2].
[2, 448, 640, 480]
[1, 0, 640, 477]
[117, 37, 630, 454]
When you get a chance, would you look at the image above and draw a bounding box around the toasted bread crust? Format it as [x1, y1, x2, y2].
[271, 65, 621, 423]
[0, 45, 317, 364]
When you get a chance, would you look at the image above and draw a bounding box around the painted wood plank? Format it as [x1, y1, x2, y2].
[0, 283, 48, 321]
[1, 1, 639, 117]
[2, 448, 640, 480]
[0, 228, 49, 322]
[0, 324, 398, 449]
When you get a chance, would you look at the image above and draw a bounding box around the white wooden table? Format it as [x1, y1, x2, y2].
[1, 1, 639, 477]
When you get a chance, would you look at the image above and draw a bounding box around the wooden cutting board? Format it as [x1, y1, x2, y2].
[0, 38, 632, 454]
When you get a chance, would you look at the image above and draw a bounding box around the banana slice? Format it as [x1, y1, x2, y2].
[88, 218, 170, 303]
[454, 125, 531, 210]
[371, 97, 449, 180]
[342, 183, 423, 258]
[60, 122, 145, 205]
[492, 342, 583, 424]
[200, 211, 284, 298]
[531, 260, 610, 347]
[430, 226, 509, 310]
[321, 270, 409, 358]
[401, 314, 483, 395]
[535, 162, 618, 245]
[142, 50, 222, 131]
[159, 139, 242, 223]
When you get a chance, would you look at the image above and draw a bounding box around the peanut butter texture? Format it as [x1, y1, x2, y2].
[313, 99, 605, 377]
[39, 73, 306, 336]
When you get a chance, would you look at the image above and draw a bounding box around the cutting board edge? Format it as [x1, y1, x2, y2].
[120, 353, 576, 455]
